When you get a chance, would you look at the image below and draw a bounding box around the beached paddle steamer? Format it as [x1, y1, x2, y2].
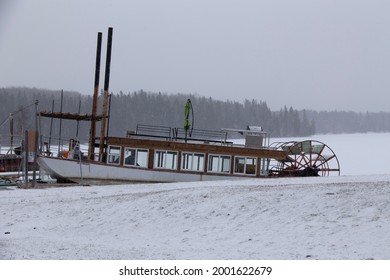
[37, 28, 340, 183]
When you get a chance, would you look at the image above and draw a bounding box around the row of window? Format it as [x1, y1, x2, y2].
[107, 146, 257, 175]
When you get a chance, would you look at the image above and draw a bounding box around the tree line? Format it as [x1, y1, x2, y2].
[1, 87, 389, 146]
[0, 87, 315, 145]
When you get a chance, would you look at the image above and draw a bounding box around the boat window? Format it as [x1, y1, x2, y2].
[124, 148, 148, 168]
[124, 148, 136, 165]
[154, 150, 178, 170]
[234, 156, 257, 175]
[107, 146, 121, 165]
[207, 154, 231, 173]
[181, 152, 205, 172]
[136, 149, 148, 167]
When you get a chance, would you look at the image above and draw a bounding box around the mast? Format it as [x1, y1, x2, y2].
[98, 27, 113, 161]
[58, 90, 64, 156]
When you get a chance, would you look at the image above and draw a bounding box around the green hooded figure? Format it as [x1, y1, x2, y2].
[184, 99, 191, 131]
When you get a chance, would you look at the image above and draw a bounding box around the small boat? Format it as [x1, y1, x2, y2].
[0, 179, 17, 190]
[0, 154, 22, 172]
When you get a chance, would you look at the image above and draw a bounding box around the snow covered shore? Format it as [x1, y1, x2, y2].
[1, 175, 390, 260]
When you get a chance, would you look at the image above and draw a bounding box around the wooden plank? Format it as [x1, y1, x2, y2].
[39, 111, 102, 121]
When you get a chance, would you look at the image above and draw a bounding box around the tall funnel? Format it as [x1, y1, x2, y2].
[99, 27, 113, 161]
[88, 32, 102, 160]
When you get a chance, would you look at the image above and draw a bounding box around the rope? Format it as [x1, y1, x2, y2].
[0, 101, 37, 129]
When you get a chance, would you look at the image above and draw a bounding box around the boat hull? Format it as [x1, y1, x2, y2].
[37, 156, 249, 183]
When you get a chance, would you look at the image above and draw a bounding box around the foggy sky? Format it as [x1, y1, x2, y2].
[1, 0, 390, 112]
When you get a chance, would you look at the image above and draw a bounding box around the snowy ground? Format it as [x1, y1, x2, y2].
[2, 133, 390, 260]
[1, 175, 390, 260]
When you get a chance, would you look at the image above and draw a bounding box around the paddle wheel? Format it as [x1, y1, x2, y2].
[269, 140, 340, 176]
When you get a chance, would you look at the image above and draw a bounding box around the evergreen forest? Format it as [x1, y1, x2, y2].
[1, 87, 390, 146]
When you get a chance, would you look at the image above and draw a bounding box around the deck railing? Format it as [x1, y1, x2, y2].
[133, 124, 230, 144]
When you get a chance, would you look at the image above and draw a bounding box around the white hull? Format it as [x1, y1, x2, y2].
[37, 156, 245, 183]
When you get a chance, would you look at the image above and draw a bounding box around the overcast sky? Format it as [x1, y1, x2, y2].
[1, 0, 390, 112]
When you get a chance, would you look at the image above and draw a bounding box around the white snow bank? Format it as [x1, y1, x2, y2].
[1, 175, 390, 260]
